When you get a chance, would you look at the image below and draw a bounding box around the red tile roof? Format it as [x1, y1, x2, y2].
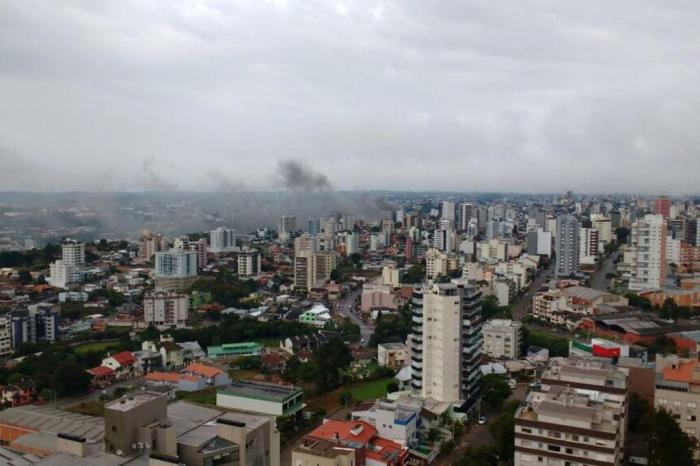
[308, 420, 377, 445]
[87, 366, 114, 377]
[663, 360, 700, 384]
[111, 351, 136, 366]
[184, 363, 222, 378]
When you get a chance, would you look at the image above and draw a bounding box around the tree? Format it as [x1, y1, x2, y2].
[425, 426, 443, 443]
[314, 338, 353, 392]
[401, 263, 426, 284]
[53, 362, 91, 396]
[480, 374, 512, 408]
[648, 409, 697, 466]
[625, 293, 652, 310]
[7, 373, 26, 385]
[338, 391, 353, 407]
[456, 446, 498, 466]
[17, 269, 32, 285]
[488, 400, 520, 460]
[481, 295, 512, 320]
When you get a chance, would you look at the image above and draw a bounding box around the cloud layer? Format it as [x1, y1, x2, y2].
[0, 1, 698, 194]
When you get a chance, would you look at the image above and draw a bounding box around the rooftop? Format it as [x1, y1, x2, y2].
[104, 391, 165, 412]
[0, 405, 104, 443]
[219, 380, 301, 402]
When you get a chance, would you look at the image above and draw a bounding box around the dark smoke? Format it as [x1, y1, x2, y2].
[278, 159, 332, 192]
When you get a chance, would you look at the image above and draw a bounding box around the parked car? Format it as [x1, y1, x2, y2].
[478, 416, 487, 425]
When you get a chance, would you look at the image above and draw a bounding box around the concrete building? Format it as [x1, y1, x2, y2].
[47, 238, 86, 289]
[351, 399, 420, 447]
[138, 231, 168, 260]
[295, 251, 337, 292]
[143, 291, 189, 329]
[207, 342, 263, 359]
[154, 250, 198, 279]
[456, 202, 476, 232]
[377, 342, 409, 370]
[217, 380, 304, 417]
[579, 227, 600, 265]
[382, 264, 401, 288]
[237, 250, 261, 279]
[298, 304, 332, 328]
[440, 201, 455, 226]
[425, 248, 457, 279]
[555, 214, 580, 277]
[526, 229, 552, 257]
[188, 238, 208, 270]
[591, 214, 613, 245]
[514, 357, 628, 466]
[61, 239, 85, 267]
[209, 227, 237, 253]
[653, 195, 672, 218]
[292, 438, 356, 466]
[294, 234, 320, 254]
[0, 318, 11, 355]
[482, 319, 523, 359]
[628, 214, 667, 291]
[278, 216, 297, 241]
[409, 280, 482, 413]
[654, 355, 700, 442]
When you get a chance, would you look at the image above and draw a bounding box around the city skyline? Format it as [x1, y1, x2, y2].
[2, 1, 700, 194]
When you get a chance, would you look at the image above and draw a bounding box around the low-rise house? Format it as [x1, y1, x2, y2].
[351, 400, 420, 447]
[298, 304, 332, 328]
[183, 363, 231, 387]
[86, 366, 115, 386]
[100, 351, 137, 379]
[279, 331, 336, 355]
[217, 380, 304, 417]
[207, 342, 263, 359]
[0, 379, 36, 408]
[377, 343, 409, 370]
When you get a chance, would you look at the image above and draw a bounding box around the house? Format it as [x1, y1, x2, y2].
[0, 379, 36, 408]
[182, 363, 231, 387]
[279, 331, 337, 355]
[302, 419, 408, 466]
[261, 352, 287, 373]
[144, 371, 206, 392]
[133, 349, 162, 374]
[298, 304, 332, 328]
[178, 341, 206, 363]
[142, 336, 186, 370]
[377, 343, 409, 370]
[100, 351, 137, 379]
[86, 366, 115, 386]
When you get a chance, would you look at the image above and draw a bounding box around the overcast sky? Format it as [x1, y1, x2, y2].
[1, 1, 699, 194]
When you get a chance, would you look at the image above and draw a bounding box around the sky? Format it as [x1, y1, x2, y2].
[0, 1, 699, 194]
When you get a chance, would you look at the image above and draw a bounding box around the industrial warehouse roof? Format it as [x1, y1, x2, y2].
[560, 286, 609, 301]
[0, 406, 104, 443]
[219, 380, 302, 402]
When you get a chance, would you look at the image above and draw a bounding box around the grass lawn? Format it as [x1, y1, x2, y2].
[74, 341, 121, 355]
[305, 377, 394, 413]
[177, 387, 217, 405]
[68, 400, 106, 416]
[349, 378, 393, 401]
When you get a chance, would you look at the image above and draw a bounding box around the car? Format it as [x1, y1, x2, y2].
[478, 416, 486, 425]
[508, 379, 517, 389]
[360, 338, 365, 344]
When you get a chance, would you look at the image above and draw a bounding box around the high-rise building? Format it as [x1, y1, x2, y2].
[143, 291, 189, 328]
[409, 281, 482, 413]
[188, 238, 208, 270]
[61, 238, 85, 267]
[578, 227, 600, 265]
[294, 234, 320, 255]
[345, 231, 360, 256]
[628, 214, 667, 291]
[154, 250, 198, 278]
[440, 201, 455, 227]
[654, 355, 700, 447]
[456, 203, 476, 231]
[237, 251, 261, 279]
[10, 304, 59, 346]
[278, 216, 297, 240]
[514, 357, 628, 466]
[653, 195, 672, 218]
[554, 214, 580, 277]
[294, 251, 337, 291]
[425, 248, 457, 279]
[307, 217, 321, 235]
[209, 227, 237, 253]
[138, 231, 167, 260]
[526, 228, 552, 257]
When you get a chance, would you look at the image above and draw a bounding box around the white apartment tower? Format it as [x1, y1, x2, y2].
[628, 214, 667, 291]
[209, 227, 237, 253]
[154, 250, 198, 278]
[578, 227, 600, 265]
[410, 281, 482, 413]
[456, 203, 476, 232]
[143, 291, 189, 328]
[61, 239, 85, 267]
[237, 251, 261, 279]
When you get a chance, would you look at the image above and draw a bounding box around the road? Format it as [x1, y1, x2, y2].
[336, 288, 373, 346]
[434, 383, 529, 465]
[590, 252, 618, 291]
[48, 376, 146, 409]
[512, 260, 554, 321]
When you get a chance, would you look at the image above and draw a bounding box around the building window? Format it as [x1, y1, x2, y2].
[688, 402, 697, 409]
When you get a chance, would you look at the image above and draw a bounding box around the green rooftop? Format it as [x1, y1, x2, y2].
[207, 342, 263, 358]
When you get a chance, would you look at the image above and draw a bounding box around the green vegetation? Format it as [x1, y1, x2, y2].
[522, 327, 569, 357]
[68, 400, 106, 416]
[369, 307, 411, 346]
[625, 293, 652, 310]
[0, 244, 60, 270]
[176, 387, 217, 405]
[481, 295, 513, 320]
[283, 338, 353, 393]
[74, 341, 121, 355]
[649, 409, 697, 466]
[480, 374, 512, 409]
[488, 400, 521, 460]
[189, 274, 258, 308]
[401, 263, 426, 284]
[349, 377, 394, 401]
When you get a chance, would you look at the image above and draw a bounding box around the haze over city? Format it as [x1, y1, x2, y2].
[2, 1, 699, 194]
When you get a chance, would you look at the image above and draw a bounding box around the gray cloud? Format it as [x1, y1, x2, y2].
[0, 1, 699, 194]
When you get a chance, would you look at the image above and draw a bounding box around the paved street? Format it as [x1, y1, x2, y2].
[336, 288, 373, 346]
[590, 252, 618, 291]
[434, 383, 529, 465]
[512, 260, 554, 321]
